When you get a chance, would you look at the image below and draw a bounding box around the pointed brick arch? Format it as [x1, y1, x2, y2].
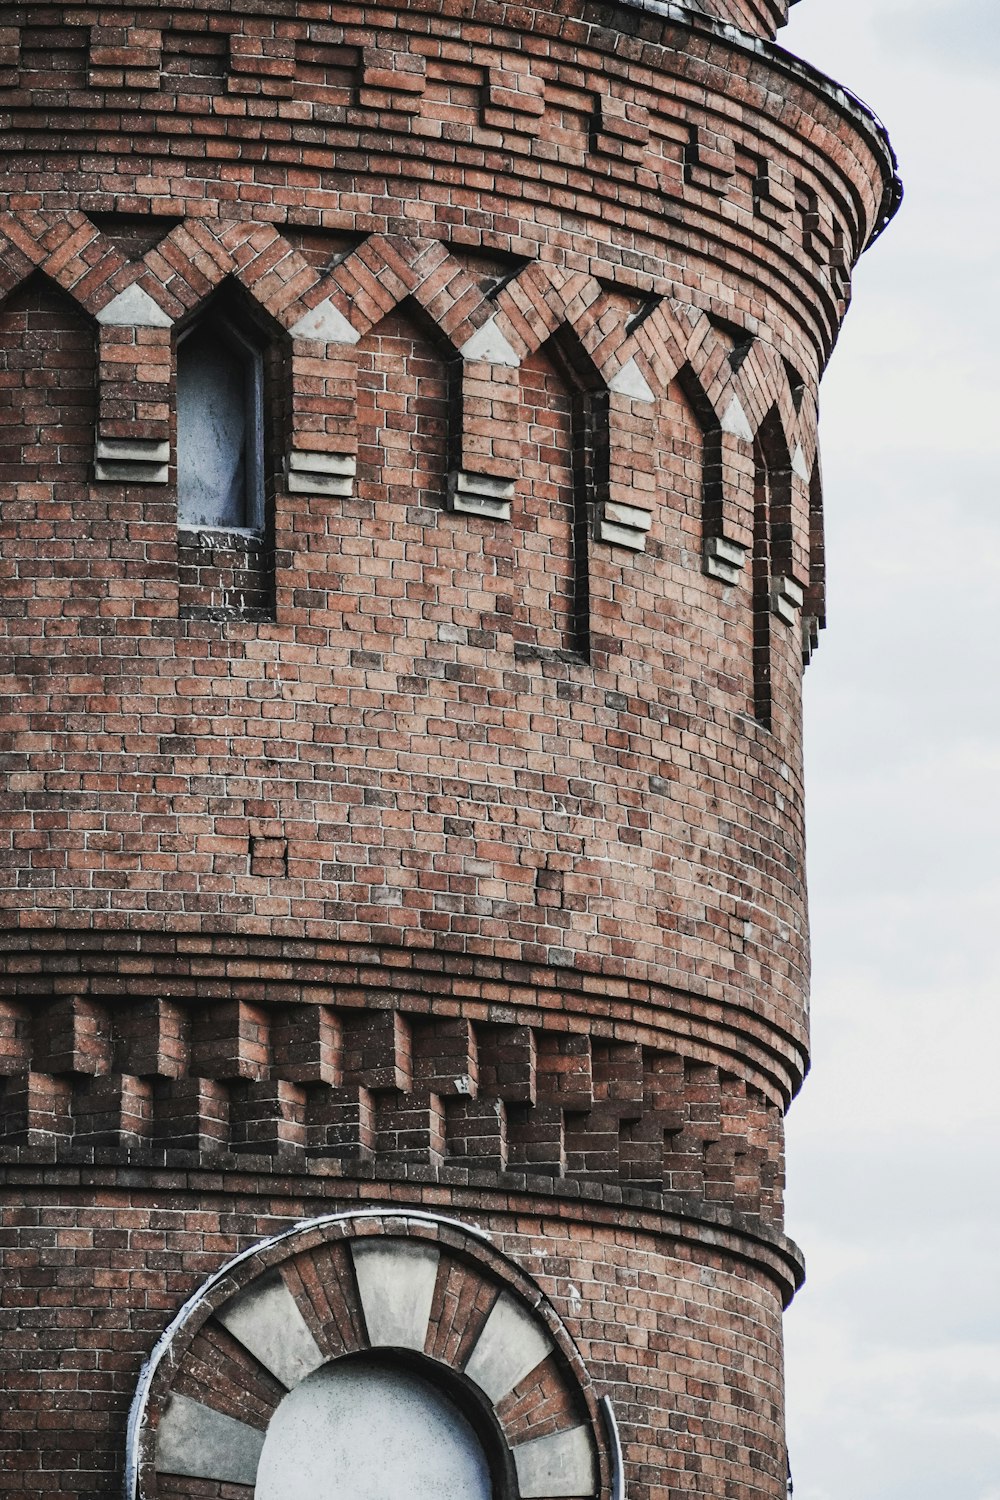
[281, 235, 510, 507]
[749, 404, 805, 725]
[627, 300, 718, 410]
[0, 214, 177, 489]
[127, 218, 316, 331]
[491, 263, 606, 368]
[0, 223, 53, 308]
[295, 234, 493, 353]
[731, 340, 793, 450]
[0, 209, 130, 319]
[623, 301, 758, 573]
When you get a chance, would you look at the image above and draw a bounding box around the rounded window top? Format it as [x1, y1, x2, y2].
[255, 1355, 495, 1500]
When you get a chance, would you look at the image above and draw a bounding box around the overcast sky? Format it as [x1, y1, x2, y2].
[777, 2, 1000, 1497]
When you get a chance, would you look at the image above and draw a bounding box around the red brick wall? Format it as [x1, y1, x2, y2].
[177, 530, 275, 620]
[0, 277, 95, 492]
[0, 3, 897, 1497]
[356, 309, 451, 517]
[0, 1181, 792, 1500]
[515, 345, 581, 656]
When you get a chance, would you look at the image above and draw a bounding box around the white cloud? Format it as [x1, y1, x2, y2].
[873, 0, 1000, 71]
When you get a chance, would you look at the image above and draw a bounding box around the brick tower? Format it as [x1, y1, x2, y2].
[0, 3, 898, 1497]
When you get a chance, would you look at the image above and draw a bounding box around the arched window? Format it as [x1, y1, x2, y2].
[0, 273, 96, 495]
[177, 312, 264, 532]
[751, 414, 799, 728]
[255, 1354, 496, 1500]
[136, 1218, 604, 1500]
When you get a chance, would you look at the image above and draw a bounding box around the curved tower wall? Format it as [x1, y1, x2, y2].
[0, 3, 896, 1497]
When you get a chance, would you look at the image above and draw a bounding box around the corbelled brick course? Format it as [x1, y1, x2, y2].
[0, 2, 897, 1496]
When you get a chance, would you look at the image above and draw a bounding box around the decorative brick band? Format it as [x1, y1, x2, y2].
[0, 207, 826, 615]
[0, 986, 789, 1239]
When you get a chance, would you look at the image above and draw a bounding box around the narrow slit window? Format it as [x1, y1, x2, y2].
[514, 336, 595, 662]
[751, 448, 773, 729]
[177, 315, 263, 531]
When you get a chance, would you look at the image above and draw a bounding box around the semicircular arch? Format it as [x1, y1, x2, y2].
[129, 1209, 611, 1500]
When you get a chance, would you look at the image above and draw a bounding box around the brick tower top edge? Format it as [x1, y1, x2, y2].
[631, 0, 801, 41]
[0, 3, 898, 1077]
[0, 10, 897, 1497]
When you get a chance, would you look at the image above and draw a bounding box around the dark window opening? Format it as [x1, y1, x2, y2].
[177, 315, 264, 533]
[751, 440, 773, 729]
[176, 304, 275, 621]
[514, 335, 598, 664]
[751, 416, 796, 728]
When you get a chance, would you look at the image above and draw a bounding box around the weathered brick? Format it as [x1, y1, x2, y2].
[0, 2, 896, 1496]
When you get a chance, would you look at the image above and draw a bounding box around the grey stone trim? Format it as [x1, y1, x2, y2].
[155, 1393, 265, 1486]
[459, 315, 521, 367]
[216, 1274, 325, 1390]
[350, 1238, 440, 1351]
[703, 534, 748, 584]
[285, 449, 356, 498]
[96, 283, 173, 328]
[600, 1396, 626, 1500]
[94, 437, 170, 485]
[512, 1425, 597, 1499]
[289, 297, 360, 344]
[720, 395, 755, 442]
[463, 1291, 553, 1402]
[595, 499, 652, 552]
[770, 573, 804, 624]
[608, 357, 655, 403]
[791, 442, 811, 480]
[447, 470, 515, 520]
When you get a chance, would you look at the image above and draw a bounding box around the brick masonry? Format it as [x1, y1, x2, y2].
[0, 3, 898, 1497]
